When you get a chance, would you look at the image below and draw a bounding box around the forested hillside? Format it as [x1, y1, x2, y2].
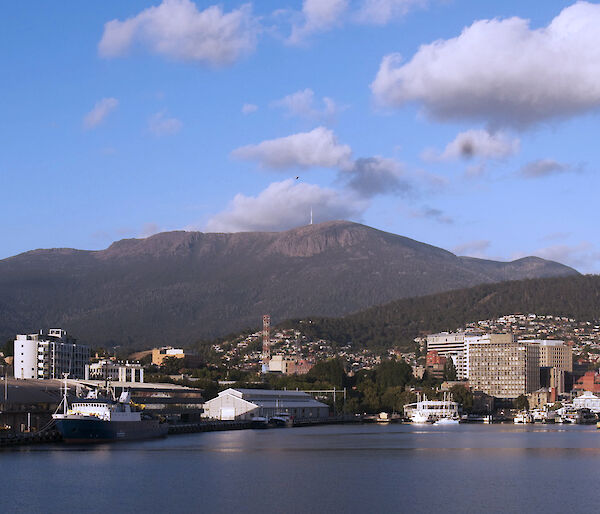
[281, 275, 600, 351]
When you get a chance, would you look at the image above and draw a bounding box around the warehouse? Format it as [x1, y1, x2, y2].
[202, 388, 329, 421]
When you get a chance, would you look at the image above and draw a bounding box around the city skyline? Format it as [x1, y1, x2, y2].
[3, 1, 600, 272]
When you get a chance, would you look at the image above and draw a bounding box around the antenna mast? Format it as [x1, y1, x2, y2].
[310, 207, 313, 225]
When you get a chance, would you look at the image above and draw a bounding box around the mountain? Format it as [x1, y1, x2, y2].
[285, 274, 600, 351]
[0, 221, 578, 348]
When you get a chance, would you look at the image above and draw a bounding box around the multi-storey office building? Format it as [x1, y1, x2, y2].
[520, 340, 572, 372]
[467, 334, 540, 398]
[520, 339, 572, 393]
[14, 329, 90, 380]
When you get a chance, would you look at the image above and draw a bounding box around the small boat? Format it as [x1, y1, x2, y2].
[269, 412, 292, 427]
[377, 412, 391, 423]
[513, 411, 532, 424]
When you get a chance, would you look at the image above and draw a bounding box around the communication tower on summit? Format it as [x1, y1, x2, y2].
[261, 314, 271, 373]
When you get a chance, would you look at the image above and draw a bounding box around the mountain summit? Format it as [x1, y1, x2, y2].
[0, 221, 577, 347]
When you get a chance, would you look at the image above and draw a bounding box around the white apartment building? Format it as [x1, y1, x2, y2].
[426, 332, 469, 379]
[85, 359, 144, 383]
[14, 329, 90, 380]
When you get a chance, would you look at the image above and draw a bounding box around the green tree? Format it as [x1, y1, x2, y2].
[443, 358, 457, 381]
[514, 394, 529, 411]
[449, 385, 473, 413]
[160, 356, 185, 374]
[375, 359, 413, 390]
[307, 358, 346, 388]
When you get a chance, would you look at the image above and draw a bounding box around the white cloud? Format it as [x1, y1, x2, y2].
[452, 240, 491, 257]
[242, 103, 258, 114]
[272, 88, 341, 121]
[356, 0, 429, 25]
[519, 159, 572, 178]
[341, 156, 410, 197]
[98, 0, 258, 66]
[83, 98, 118, 129]
[204, 179, 366, 232]
[371, 2, 600, 127]
[231, 127, 352, 170]
[148, 110, 182, 136]
[426, 129, 520, 161]
[288, 0, 349, 45]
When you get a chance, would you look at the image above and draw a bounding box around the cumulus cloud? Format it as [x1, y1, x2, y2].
[356, 0, 429, 25]
[452, 240, 491, 257]
[425, 129, 520, 161]
[519, 159, 573, 178]
[83, 98, 118, 129]
[410, 206, 453, 224]
[148, 110, 182, 136]
[340, 156, 410, 197]
[242, 103, 258, 114]
[204, 179, 365, 232]
[288, 0, 349, 45]
[231, 127, 352, 170]
[371, 2, 600, 127]
[272, 88, 340, 121]
[98, 0, 258, 66]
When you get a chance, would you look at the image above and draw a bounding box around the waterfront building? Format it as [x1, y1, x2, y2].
[85, 359, 144, 383]
[572, 391, 600, 412]
[202, 388, 329, 421]
[467, 334, 540, 399]
[528, 388, 554, 410]
[13, 329, 90, 380]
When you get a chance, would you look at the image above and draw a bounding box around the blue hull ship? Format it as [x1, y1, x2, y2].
[54, 417, 168, 443]
[53, 379, 168, 443]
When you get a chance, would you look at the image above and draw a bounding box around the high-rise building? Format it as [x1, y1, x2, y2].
[426, 331, 479, 380]
[13, 329, 90, 380]
[520, 340, 572, 372]
[467, 334, 540, 398]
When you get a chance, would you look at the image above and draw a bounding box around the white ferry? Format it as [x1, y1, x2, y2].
[404, 394, 460, 424]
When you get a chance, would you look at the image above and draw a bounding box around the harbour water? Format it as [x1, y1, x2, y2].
[3, 423, 600, 513]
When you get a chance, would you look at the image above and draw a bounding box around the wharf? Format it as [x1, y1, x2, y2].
[0, 429, 62, 447]
[168, 415, 359, 435]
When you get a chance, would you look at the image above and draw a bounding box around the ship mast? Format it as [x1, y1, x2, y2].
[62, 372, 70, 415]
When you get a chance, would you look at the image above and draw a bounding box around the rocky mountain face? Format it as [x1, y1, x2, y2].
[0, 221, 578, 348]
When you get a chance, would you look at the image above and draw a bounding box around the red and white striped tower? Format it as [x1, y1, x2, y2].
[261, 314, 271, 372]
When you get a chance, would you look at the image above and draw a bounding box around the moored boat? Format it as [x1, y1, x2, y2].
[52, 377, 168, 443]
[404, 393, 460, 424]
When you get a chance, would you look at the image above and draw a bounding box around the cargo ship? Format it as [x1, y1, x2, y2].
[52, 378, 168, 443]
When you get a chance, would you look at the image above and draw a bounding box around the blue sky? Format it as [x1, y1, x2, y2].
[2, 0, 599, 272]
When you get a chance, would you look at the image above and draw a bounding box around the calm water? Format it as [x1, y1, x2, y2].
[3, 423, 600, 513]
